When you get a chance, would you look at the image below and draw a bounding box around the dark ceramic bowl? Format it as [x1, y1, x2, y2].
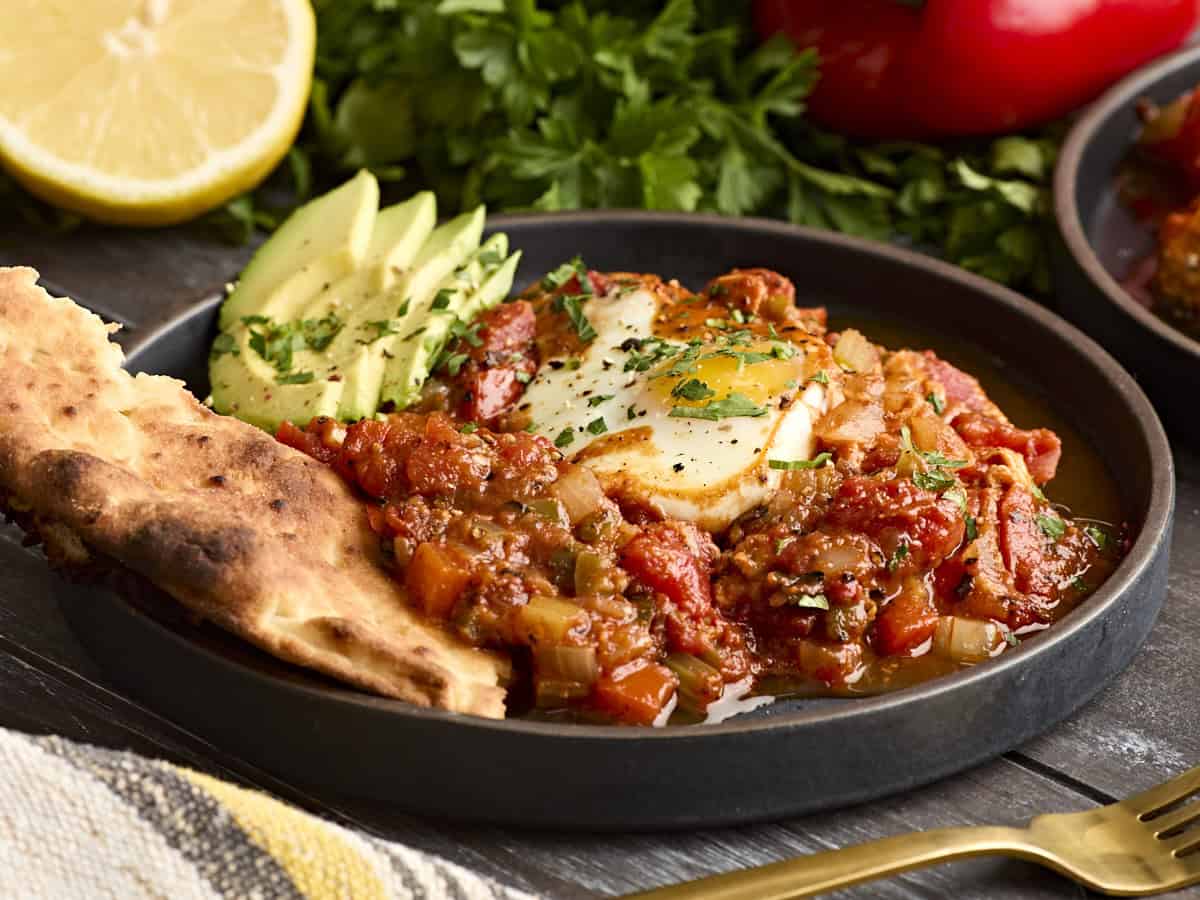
[1054, 44, 1200, 442]
[64, 212, 1173, 829]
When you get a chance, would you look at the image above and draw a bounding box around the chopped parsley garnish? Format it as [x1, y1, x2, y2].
[430, 289, 454, 310]
[396, 299, 410, 317]
[448, 317, 483, 347]
[1084, 524, 1109, 550]
[586, 417, 608, 435]
[670, 378, 715, 402]
[913, 469, 958, 493]
[276, 370, 314, 385]
[809, 370, 829, 385]
[554, 428, 576, 449]
[210, 333, 238, 359]
[668, 393, 767, 421]
[622, 336, 683, 373]
[1036, 512, 1066, 540]
[555, 294, 596, 342]
[402, 326, 426, 342]
[442, 352, 469, 376]
[1005, 631, 1020, 648]
[626, 405, 638, 420]
[704, 318, 728, 328]
[926, 392, 945, 415]
[731, 308, 747, 324]
[543, 256, 589, 292]
[460, 422, 479, 434]
[244, 313, 344, 378]
[1030, 483, 1047, 501]
[515, 371, 532, 384]
[790, 593, 830, 610]
[1072, 576, 1088, 592]
[363, 319, 401, 342]
[887, 541, 909, 573]
[769, 452, 833, 471]
[964, 515, 978, 542]
[942, 486, 968, 514]
[587, 394, 614, 407]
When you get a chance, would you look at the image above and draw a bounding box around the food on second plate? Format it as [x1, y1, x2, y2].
[0, 266, 508, 718]
[274, 256, 1122, 725]
[1126, 87, 1200, 337]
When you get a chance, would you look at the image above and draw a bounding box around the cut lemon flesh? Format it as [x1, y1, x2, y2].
[0, 0, 315, 225]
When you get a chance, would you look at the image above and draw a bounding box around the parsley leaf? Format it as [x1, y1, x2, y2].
[670, 378, 715, 402]
[1037, 512, 1067, 540]
[769, 452, 832, 471]
[554, 427, 575, 449]
[669, 392, 767, 420]
[555, 294, 597, 342]
[586, 417, 607, 435]
[587, 394, 614, 407]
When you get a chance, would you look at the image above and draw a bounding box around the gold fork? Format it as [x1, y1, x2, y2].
[628, 766, 1200, 899]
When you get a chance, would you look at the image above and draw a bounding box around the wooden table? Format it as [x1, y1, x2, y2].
[2, 223, 1197, 899]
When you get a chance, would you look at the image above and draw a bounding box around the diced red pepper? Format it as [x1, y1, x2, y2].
[593, 663, 678, 725]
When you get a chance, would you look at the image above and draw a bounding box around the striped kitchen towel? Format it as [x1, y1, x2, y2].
[0, 727, 536, 899]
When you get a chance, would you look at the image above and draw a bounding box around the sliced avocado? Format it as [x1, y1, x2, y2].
[333, 207, 486, 421]
[209, 191, 439, 432]
[218, 170, 379, 330]
[380, 237, 521, 410]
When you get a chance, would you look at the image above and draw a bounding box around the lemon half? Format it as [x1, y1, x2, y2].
[0, 0, 315, 225]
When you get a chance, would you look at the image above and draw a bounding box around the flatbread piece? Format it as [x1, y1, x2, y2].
[0, 267, 507, 718]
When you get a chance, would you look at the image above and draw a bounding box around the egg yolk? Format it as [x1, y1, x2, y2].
[649, 341, 804, 408]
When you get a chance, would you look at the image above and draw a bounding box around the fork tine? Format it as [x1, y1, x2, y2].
[1151, 798, 1200, 837]
[1122, 766, 1200, 817]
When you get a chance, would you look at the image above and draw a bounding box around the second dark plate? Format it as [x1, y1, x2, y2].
[63, 213, 1173, 829]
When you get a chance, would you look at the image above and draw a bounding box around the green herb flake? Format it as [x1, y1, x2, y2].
[276, 370, 314, 385]
[669, 393, 767, 421]
[442, 352, 469, 376]
[1005, 631, 1020, 648]
[556, 294, 596, 342]
[586, 417, 608, 436]
[791, 593, 830, 610]
[364, 320, 400, 342]
[554, 428, 575, 449]
[809, 370, 829, 385]
[913, 469, 958, 493]
[210, 333, 239, 359]
[769, 452, 833, 471]
[515, 371, 532, 384]
[964, 514, 979, 542]
[670, 378, 715, 402]
[396, 299, 410, 318]
[926, 392, 945, 415]
[1036, 512, 1067, 541]
[587, 394, 614, 407]
[1084, 524, 1109, 550]
[887, 541, 909, 573]
[460, 422, 479, 434]
[431, 289, 455, 310]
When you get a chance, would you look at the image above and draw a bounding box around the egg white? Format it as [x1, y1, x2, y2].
[521, 283, 831, 531]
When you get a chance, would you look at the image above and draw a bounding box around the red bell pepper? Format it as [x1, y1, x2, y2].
[754, 0, 1198, 139]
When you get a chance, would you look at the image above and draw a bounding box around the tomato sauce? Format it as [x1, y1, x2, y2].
[278, 267, 1125, 725]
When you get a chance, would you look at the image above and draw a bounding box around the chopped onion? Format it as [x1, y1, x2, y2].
[815, 400, 885, 446]
[551, 466, 607, 523]
[833, 329, 879, 374]
[517, 595, 587, 644]
[535, 645, 600, 685]
[932, 616, 1004, 663]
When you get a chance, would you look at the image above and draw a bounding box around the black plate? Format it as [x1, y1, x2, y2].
[1054, 44, 1200, 442]
[63, 212, 1173, 829]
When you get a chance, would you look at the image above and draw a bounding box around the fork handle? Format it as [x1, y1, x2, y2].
[624, 826, 1035, 900]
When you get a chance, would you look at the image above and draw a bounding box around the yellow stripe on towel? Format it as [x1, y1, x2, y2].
[178, 769, 388, 900]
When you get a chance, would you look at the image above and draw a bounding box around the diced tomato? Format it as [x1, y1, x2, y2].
[405, 414, 492, 497]
[825, 476, 965, 569]
[953, 412, 1062, 484]
[459, 301, 538, 424]
[797, 638, 864, 685]
[620, 521, 718, 614]
[593, 662, 678, 725]
[406, 541, 473, 618]
[276, 417, 342, 465]
[703, 268, 796, 316]
[874, 588, 940, 656]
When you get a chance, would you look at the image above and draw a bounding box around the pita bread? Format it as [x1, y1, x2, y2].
[0, 267, 508, 718]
